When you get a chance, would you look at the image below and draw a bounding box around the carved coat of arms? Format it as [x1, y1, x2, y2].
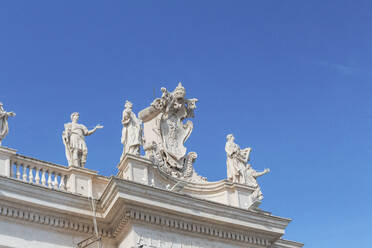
[138, 83, 204, 182]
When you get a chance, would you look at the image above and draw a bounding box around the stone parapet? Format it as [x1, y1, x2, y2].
[0, 147, 302, 248]
[117, 153, 262, 210]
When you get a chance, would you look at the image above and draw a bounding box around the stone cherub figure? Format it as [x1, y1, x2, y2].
[225, 134, 269, 200]
[0, 102, 16, 146]
[120, 100, 142, 161]
[62, 112, 103, 168]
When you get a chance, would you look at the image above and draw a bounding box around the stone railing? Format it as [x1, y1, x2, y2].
[0, 146, 107, 198]
[11, 155, 69, 191]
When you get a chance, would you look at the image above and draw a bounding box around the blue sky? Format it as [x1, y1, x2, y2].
[1, 1, 372, 247]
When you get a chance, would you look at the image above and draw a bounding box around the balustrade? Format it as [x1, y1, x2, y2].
[10, 157, 68, 191]
[0, 148, 102, 197]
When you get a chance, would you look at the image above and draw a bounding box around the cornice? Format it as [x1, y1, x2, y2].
[0, 199, 112, 238]
[13, 153, 69, 171]
[0, 176, 94, 216]
[0, 167, 295, 245]
[99, 177, 291, 236]
[273, 239, 304, 248]
[0, 177, 277, 245]
[112, 208, 273, 247]
[0, 146, 17, 155]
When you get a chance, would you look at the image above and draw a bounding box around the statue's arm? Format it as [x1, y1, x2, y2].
[86, 124, 104, 136]
[225, 144, 236, 157]
[253, 168, 270, 178]
[7, 111, 16, 117]
[63, 123, 71, 133]
[0, 111, 15, 118]
[122, 110, 131, 125]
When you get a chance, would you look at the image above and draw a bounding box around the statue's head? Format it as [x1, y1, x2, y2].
[70, 112, 79, 122]
[125, 100, 133, 109]
[173, 82, 186, 100]
[0, 102, 3, 106]
[226, 134, 234, 141]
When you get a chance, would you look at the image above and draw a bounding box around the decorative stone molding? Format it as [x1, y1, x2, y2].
[273, 239, 304, 248]
[0, 147, 302, 248]
[100, 178, 291, 235]
[138, 84, 203, 182]
[0, 147, 108, 198]
[113, 208, 272, 247]
[0, 201, 112, 238]
[0, 81, 304, 247]
[117, 154, 261, 209]
[112, 209, 131, 238]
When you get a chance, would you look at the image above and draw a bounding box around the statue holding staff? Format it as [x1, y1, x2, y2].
[62, 112, 103, 168]
[0, 102, 16, 146]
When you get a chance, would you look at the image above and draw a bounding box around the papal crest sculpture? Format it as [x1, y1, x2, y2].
[138, 83, 205, 182]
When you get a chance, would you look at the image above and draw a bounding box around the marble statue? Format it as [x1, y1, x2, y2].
[120, 100, 142, 161]
[138, 83, 205, 182]
[62, 112, 103, 168]
[0, 102, 16, 146]
[225, 134, 269, 200]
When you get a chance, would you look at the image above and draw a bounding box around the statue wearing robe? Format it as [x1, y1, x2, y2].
[62, 112, 103, 168]
[0, 103, 16, 146]
[243, 164, 270, 201]
[225, 134, 269, 187]
[225, 134, 251, 184]
[120, 101, 142, 161]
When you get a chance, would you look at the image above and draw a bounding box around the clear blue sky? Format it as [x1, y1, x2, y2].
[1, 1, 371, 247]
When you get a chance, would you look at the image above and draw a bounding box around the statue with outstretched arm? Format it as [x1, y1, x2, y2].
[62, 112, 103, 168]
[225, 133, 270, 202]
[0, 102, 16, 146]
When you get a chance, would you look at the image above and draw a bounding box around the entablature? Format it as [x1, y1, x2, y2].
[100, 178, 291, 238]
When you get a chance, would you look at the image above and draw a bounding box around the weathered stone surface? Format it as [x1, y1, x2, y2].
[226, 134, 269, 202]
[0, 84, 302, 248]
[138, 83, 204, 183]
[120, 100, 142, 161]
[0, 102, 15, 146]
[62, 112, 103, 168]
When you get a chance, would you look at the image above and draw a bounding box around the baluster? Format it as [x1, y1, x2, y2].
[59, 174, 66, 191]
[22, 164, 27, 182]
[41, 169, 46, 186]
[53, 172, 58, 189]
[9, 160, 13, 178]
[16, 163, 21, 180]
[28, 166, 34, 183]
[47, 171, 52, 188]
[35, 167, 40, 184]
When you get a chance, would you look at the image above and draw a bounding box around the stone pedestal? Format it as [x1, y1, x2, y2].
[118, 154, 152, 185]
[66, 166, 98, 197]
[0, 146, 17, 177]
